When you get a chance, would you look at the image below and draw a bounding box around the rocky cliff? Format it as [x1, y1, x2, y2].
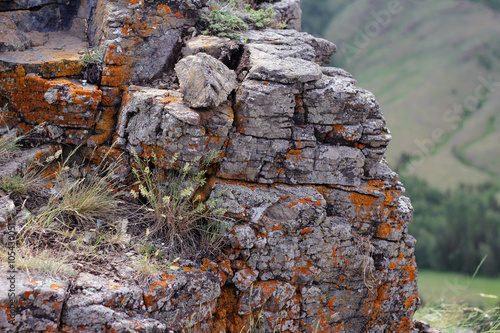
[0, 0, 419, 332]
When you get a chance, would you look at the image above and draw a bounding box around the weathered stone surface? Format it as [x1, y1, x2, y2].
[0, 0, 420, 331]
[219, 133, 365, 185]
[272, 0, 302, 31]
[247, 50, 322, 84]
[176, 53, 237, 108]
[0, 0, 86, 52]
[116, 86, 232, 171]
[0, 264, 222, 332]
[144, 268, 221, 328]
[242, 29, 337, 65]
[0, 145, 60, 182]
[182, 35, 232, 59]
[233, 79, 297, 139]
[206, 179, 418, 331]
[0, 32, 85, 74]
[88, 0, 205, 85]
[303, 74, 375, 125]
[5, 74, 96, 142]
[0, 271, 68, 332]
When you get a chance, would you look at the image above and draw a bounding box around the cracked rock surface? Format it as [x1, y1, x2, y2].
[0, 0, 422, 332]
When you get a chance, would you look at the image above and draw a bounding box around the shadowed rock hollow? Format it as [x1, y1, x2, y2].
[0, 0, 420, 332]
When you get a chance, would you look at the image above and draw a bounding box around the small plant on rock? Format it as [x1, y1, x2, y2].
[0, 121, 43, 164]
[245, 5, 274, 29]
[130, 149, 230, 258]
[79, 47, 104, 84]
[0, 172, 39, 196]
[0, 248, 76, 276]
[201, 0, 276, 39]
[202, 0, 249, 39]
[79, 47, 104, 68]
[19, 146, 125, 244]
[133, 227, 181, 282]
[0, 123, 47, 194]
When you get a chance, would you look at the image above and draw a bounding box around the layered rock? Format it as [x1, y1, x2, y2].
[0, 0, 420, 332]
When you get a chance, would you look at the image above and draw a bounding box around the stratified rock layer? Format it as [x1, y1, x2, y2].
[0, 0, 419, 332]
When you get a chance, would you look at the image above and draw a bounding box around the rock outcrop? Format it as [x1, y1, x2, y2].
[0, 0, 420, 332]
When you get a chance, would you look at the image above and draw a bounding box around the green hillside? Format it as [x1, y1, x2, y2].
[303, 0, 500, 190]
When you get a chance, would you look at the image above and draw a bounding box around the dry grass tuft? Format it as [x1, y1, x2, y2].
[0, 247, 76, 276]
[130, 149, 231, 259]
[1, 136, 231, 284]
[415, 301, 500, 332]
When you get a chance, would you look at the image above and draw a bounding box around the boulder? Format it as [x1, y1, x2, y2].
[175, 53, 238, 108]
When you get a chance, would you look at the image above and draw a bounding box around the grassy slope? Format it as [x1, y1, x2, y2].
[418, 269, 500, 308]
[319, 0, 500, 189]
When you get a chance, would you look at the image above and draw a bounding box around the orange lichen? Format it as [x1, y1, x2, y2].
[361, 283, 390, 332]
[210, 285, 239, 332]
[95, 107, 116, 133]
[376, 223, 392, 239]
[101, 66, 127, 87]
[286, 149, 302, 162]
[236, 116, 247, 133]
[405, 296, 416, 309]
[87, 132, 112, 146]
[294, 260, 315, 281]
[402, 261, 417, 283]
[231, 260, 248, 270]
[354, 142, 366, 149]
[158, 4, 172, 14]
[101, 87, 121, 106]
[121, 20, 159, 38]
[384, 189, 399, 204]
[10, 75, 101, 128]
[157, 95, 182, 105]
[365, 180, 384, 192]
[349, 192, 378, 212]
[104, 45, 126, 66]
[286, 198, 312, 208]
[327, 297, 337, 309]
[397, 316, 412, 331]
[300, 228, 312, 235]
[40, 60, 83, 78]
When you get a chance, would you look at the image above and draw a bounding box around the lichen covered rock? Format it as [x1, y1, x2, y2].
[0, 0, 420, 332]
[116, 86, 233, 171]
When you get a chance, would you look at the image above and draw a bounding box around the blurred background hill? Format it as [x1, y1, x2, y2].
[301, 0, 500, 303]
